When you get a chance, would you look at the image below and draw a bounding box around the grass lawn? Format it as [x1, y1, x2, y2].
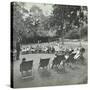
[13, 41, 88, 88]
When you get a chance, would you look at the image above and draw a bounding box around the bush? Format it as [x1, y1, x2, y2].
[65, 29, 80, 39]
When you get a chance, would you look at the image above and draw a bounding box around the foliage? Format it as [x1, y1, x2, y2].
[12, 2, 88, 44]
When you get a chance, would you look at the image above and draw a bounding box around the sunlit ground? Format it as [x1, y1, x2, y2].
[13, 41, 88, 88]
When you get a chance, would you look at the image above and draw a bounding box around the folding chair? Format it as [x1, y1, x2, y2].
[51, 54, 65, 69]
[66, 53, 76, 64]
[38, 58, 50, 70]
[20, 60, 33, 79]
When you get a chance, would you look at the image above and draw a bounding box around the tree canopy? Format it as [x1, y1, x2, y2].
[12, 2, 88, 44]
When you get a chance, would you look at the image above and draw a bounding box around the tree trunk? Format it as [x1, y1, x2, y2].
[61, 37, 64, 45]
[61, 25, 64, 45]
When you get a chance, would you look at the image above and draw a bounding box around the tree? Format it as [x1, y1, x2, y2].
[24, 5, 43, 38]
[50, 4, 87, 44]
[13, 2, 27, 42]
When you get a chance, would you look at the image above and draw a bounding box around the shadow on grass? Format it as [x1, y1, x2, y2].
[38, 69, 51, 78]
[77, 76, 88, 84]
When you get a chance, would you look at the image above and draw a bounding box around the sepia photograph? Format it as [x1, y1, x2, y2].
[11, 2, 88, 88]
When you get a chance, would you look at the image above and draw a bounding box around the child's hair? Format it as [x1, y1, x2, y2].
[80, 47, 85, 53]
[22, 58, 26, 62]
